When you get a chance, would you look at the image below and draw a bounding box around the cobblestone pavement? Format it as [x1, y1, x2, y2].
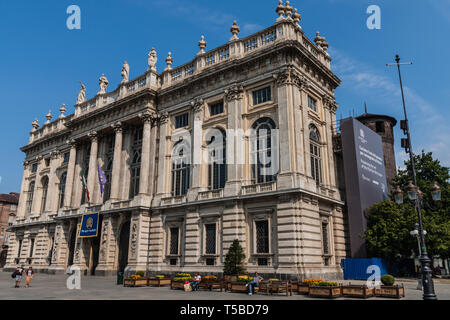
[1, 272, 449, 300]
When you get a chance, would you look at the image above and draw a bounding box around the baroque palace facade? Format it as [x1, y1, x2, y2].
[6, 2, 349, 279]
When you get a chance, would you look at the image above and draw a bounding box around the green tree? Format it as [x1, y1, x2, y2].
[365, 151, 450, 260]
[223, 239, 246, 275]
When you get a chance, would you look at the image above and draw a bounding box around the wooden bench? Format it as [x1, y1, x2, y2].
[270, 281, 293, 296]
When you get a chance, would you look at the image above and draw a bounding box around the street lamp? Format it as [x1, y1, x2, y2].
[431, 181, 442, 202]
[410, 223, 427, 290]
[387, 54, 439, 300]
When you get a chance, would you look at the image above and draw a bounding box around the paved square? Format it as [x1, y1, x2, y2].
[1, 272, 449, 300]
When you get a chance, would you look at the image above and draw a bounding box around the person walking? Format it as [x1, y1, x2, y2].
[247, 272, 264, 296]
[25, 266, 34, 288]
[14, 265, 24, 288]
[190, 273, 201, 291]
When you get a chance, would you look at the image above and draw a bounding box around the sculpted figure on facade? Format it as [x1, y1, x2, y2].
[77, 82, 86, 104]
[148, 48, 157, 72]
[98, 74, 109, 95]
[121, 61, 130, 83]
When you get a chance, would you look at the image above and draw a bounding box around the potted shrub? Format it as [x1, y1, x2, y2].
[374, 275, 405, 299]
[170, 273, 193, 290]
[123, 271, 148, 287]
[223, 239, 246, 284]
[308, 281, 342, 298]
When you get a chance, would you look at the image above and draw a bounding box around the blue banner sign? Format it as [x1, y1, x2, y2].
[79, 212, 99, 238]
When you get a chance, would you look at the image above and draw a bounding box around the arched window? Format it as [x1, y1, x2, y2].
[171, 141, 191, 196]
[309, 124, 322, 184]
[206, 128, 227, 190]
[26, 181, 35, 216]
[40, 176, 49, 213]
[129, 126, 143, 199]
[251, 117, 277, 184]
[58, 172, 67, 209]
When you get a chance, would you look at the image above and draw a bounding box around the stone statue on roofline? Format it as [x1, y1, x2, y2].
[121, 60, 130, 83]
[148, 48, 157, 72]
[77, 81, 86, 104]
[98, 73, 109, 94]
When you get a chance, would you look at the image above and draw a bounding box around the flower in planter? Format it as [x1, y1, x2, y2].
[315, 281, 339, 287]
[268, 278, 280, 281]
[236, 275, 253, 283]
[155, 275, 165, 279]
[302, 279, 323, 286]
[204, 275, 217, 280]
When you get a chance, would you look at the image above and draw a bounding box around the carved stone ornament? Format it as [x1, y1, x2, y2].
[191, 98, 204, 113]
[112, 121, 123, 133]
[224, 84, 244, 102]
[148, 48, 157, 72]
[130, 223, 137, 256]
[139, 110, 155, 124]
[157, 112, 169, 124]
[98, 74, 109, 95]
[50, 149, 61, 160]
[88, 131, 98, 142]
[121, 61, 130, 84]
[322, 95, 338, 113]
[67, 139, 78, 148]
[77, 82, 86, 104]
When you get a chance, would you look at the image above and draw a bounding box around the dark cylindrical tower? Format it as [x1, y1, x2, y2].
[356, 113, 397, 189]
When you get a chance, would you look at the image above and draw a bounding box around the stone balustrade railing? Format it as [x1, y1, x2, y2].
[241, 181, 277, 195]
[198, 189, 224, 201]
[161, 195, 187, 206]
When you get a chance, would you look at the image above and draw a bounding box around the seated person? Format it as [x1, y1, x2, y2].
[190, 273, 202, 291]
[247, 272, 264, 296]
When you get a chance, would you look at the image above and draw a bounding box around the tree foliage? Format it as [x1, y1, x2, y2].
[365, 151, 450, 260]
[223, 239, 246, 275]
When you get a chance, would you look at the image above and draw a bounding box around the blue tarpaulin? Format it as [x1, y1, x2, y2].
[340, 258, 388, 280]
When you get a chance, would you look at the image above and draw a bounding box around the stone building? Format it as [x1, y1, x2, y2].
[0, 192, 19, 267]
[6, 2, 349, 279]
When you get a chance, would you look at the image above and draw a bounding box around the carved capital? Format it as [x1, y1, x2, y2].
[112, 121, 123, 133]
[35, 155, 43, 161]
[224, 84, 244, 102]
[139, 111, 155, 125]
[50, 149, 61, 160]
[23, 160, 30, 168]
[88, 131, 98, 142]
[190, 98, 204, 113]
[157, 112, 169, 124]
[67, 139, 78, 148]
[322, 95, 338, 113]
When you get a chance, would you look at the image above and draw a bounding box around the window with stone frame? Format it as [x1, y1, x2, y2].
[103, 135, 115, 202]
[204, 223, 217, 255]
[29, 238, 35, 257]
[40, 176, 49, 213]
[58, 172, 67, 209]
[209, 101, 224, 116]
[207, 129, 227, 190]
[252, 86, 271, 105]
[175, 113, 189, 129]
[321, 220, 330, 255]
[169, 227, 179, 255]
[308, 95, 317, 112]
[171, 142, 191, 196]
[255, 220, 269, 254]
[25, 181, 35, 216]
[309, 124, 322, 184]
[251, 117, 277, 184]
[31, 163, 38, 173]
[129, 126, 143, 199]
[17, 239, 23, 257]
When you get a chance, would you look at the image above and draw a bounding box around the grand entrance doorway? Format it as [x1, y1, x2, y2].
[87, 215, 103, 276]
[118, 221, 130, 273]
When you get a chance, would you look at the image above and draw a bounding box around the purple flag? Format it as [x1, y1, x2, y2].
[98, 164, 107, 195]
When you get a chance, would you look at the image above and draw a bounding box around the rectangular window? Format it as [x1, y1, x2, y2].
[252, 87, 271, 106]
[205, 224, 216, 254]
[175, 113, 189, 128]
[257, 258, 268, 266]
[209, 102, 224, 116]
[169, 227, 179, 255]
[45, 158, 50, 167]
[18, 239, 23, 257]
[255, 220, 269, 254]
[308, 96, 317, 112]
[31, 163, 38, 173]
[376, 121, 385, 133]
[63, 152, 70, 163]
[322, 222, 329, 255]
[29, 238, 35, 257]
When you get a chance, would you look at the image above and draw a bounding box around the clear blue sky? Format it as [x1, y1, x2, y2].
[0, 0, 449, 193]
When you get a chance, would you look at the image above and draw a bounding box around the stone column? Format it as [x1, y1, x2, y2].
[155, 112, 171, 203]
[187, 99, 206, 201]
[110, 122, 123, 201]
[87, 131, 99, 205]
[276, 67, 296, 189]
[17, 161, 31, 219]
[31, 156, 44, 216]
[224, 84, 244, 197]
[64, 140, 78, 208]
[47, 150, 62, 212]
[138, 111, 154, 203]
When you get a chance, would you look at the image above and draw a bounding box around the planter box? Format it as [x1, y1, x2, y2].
[270, 281, 292, 296]
[298, 284, 310, 295]
[374, 285, 405, 299]
[148, 278, 171, 287]
[170, 280, 187, 290]
[123, 278, 148, 287]
[342, 284, 374, 299]
[290, 281, 299, 292]
[308, 286, 342, 298]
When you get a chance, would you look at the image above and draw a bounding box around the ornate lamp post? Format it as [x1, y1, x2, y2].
[388, 54, 440, 300]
